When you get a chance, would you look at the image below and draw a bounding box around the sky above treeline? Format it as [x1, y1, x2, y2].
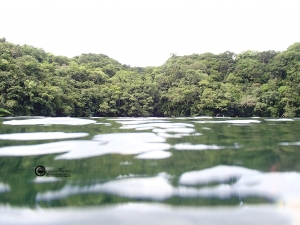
[1, 0, 300, 67]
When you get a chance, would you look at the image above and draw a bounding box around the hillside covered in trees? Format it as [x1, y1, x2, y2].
[0, 38, 299, 117]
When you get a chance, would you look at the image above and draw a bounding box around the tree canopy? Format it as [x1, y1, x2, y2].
[0, 38, 299, 117]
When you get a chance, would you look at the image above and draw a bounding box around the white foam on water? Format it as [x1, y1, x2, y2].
[174, 143, 225, 151]
[0, 203, 293, 225]
[0, 182, 10, 193]
[0, 133, 170, 160]
[135, 150, 172, 159]
[3, 117, 97, 125]
[0, 132, 89, 140]
[179, 165, 260, 185]
[264, 118, 294, 122]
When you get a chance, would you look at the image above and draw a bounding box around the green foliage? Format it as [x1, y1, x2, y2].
[0, 39, 299, 117]
[0, 107, 11, 116]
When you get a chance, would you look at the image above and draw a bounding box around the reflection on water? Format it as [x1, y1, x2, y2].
[36, 173, 174, 202]
[179, 165, 260, 185]
[0, 133, 171, 159]
[0, 117, 300, 224]
[34, 165, 300, 204]
[3, 117, 96, 125]
[194, 119, 261, 124]
[264, 118, 294, 122]
[0, 132, 89, 140]
[0, 182, 10, 193]
[31, 177, 61, 183]
[135, 150, 172, 159]
[0, 203, 293, 225]
[279, 141, 300, 146]
[174, 143, 225, 150]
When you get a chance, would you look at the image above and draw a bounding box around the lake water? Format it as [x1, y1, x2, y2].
[0, 117, 299, 224]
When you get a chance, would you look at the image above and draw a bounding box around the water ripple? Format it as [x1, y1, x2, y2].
[194, 120, 261, 124]
[0, 182, 11, 193]
[174, 143, 225, 151]
[0, 132, 89, 140]
[179, 165, 260, 185]
[0, 203, 292, 225]
[35, 165, 300, 205]
[0, 133, 171, 160]
[3, 117, 97, 125]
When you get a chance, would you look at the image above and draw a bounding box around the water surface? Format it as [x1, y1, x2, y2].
[0, 117, 299, 224]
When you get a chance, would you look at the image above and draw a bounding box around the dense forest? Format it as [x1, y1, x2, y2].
[0, 37, 299, 117]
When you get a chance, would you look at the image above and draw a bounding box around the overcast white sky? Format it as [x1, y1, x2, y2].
[1, 0, 300, 67]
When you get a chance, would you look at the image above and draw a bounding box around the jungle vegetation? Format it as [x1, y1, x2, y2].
[0, 38, 299, 117]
